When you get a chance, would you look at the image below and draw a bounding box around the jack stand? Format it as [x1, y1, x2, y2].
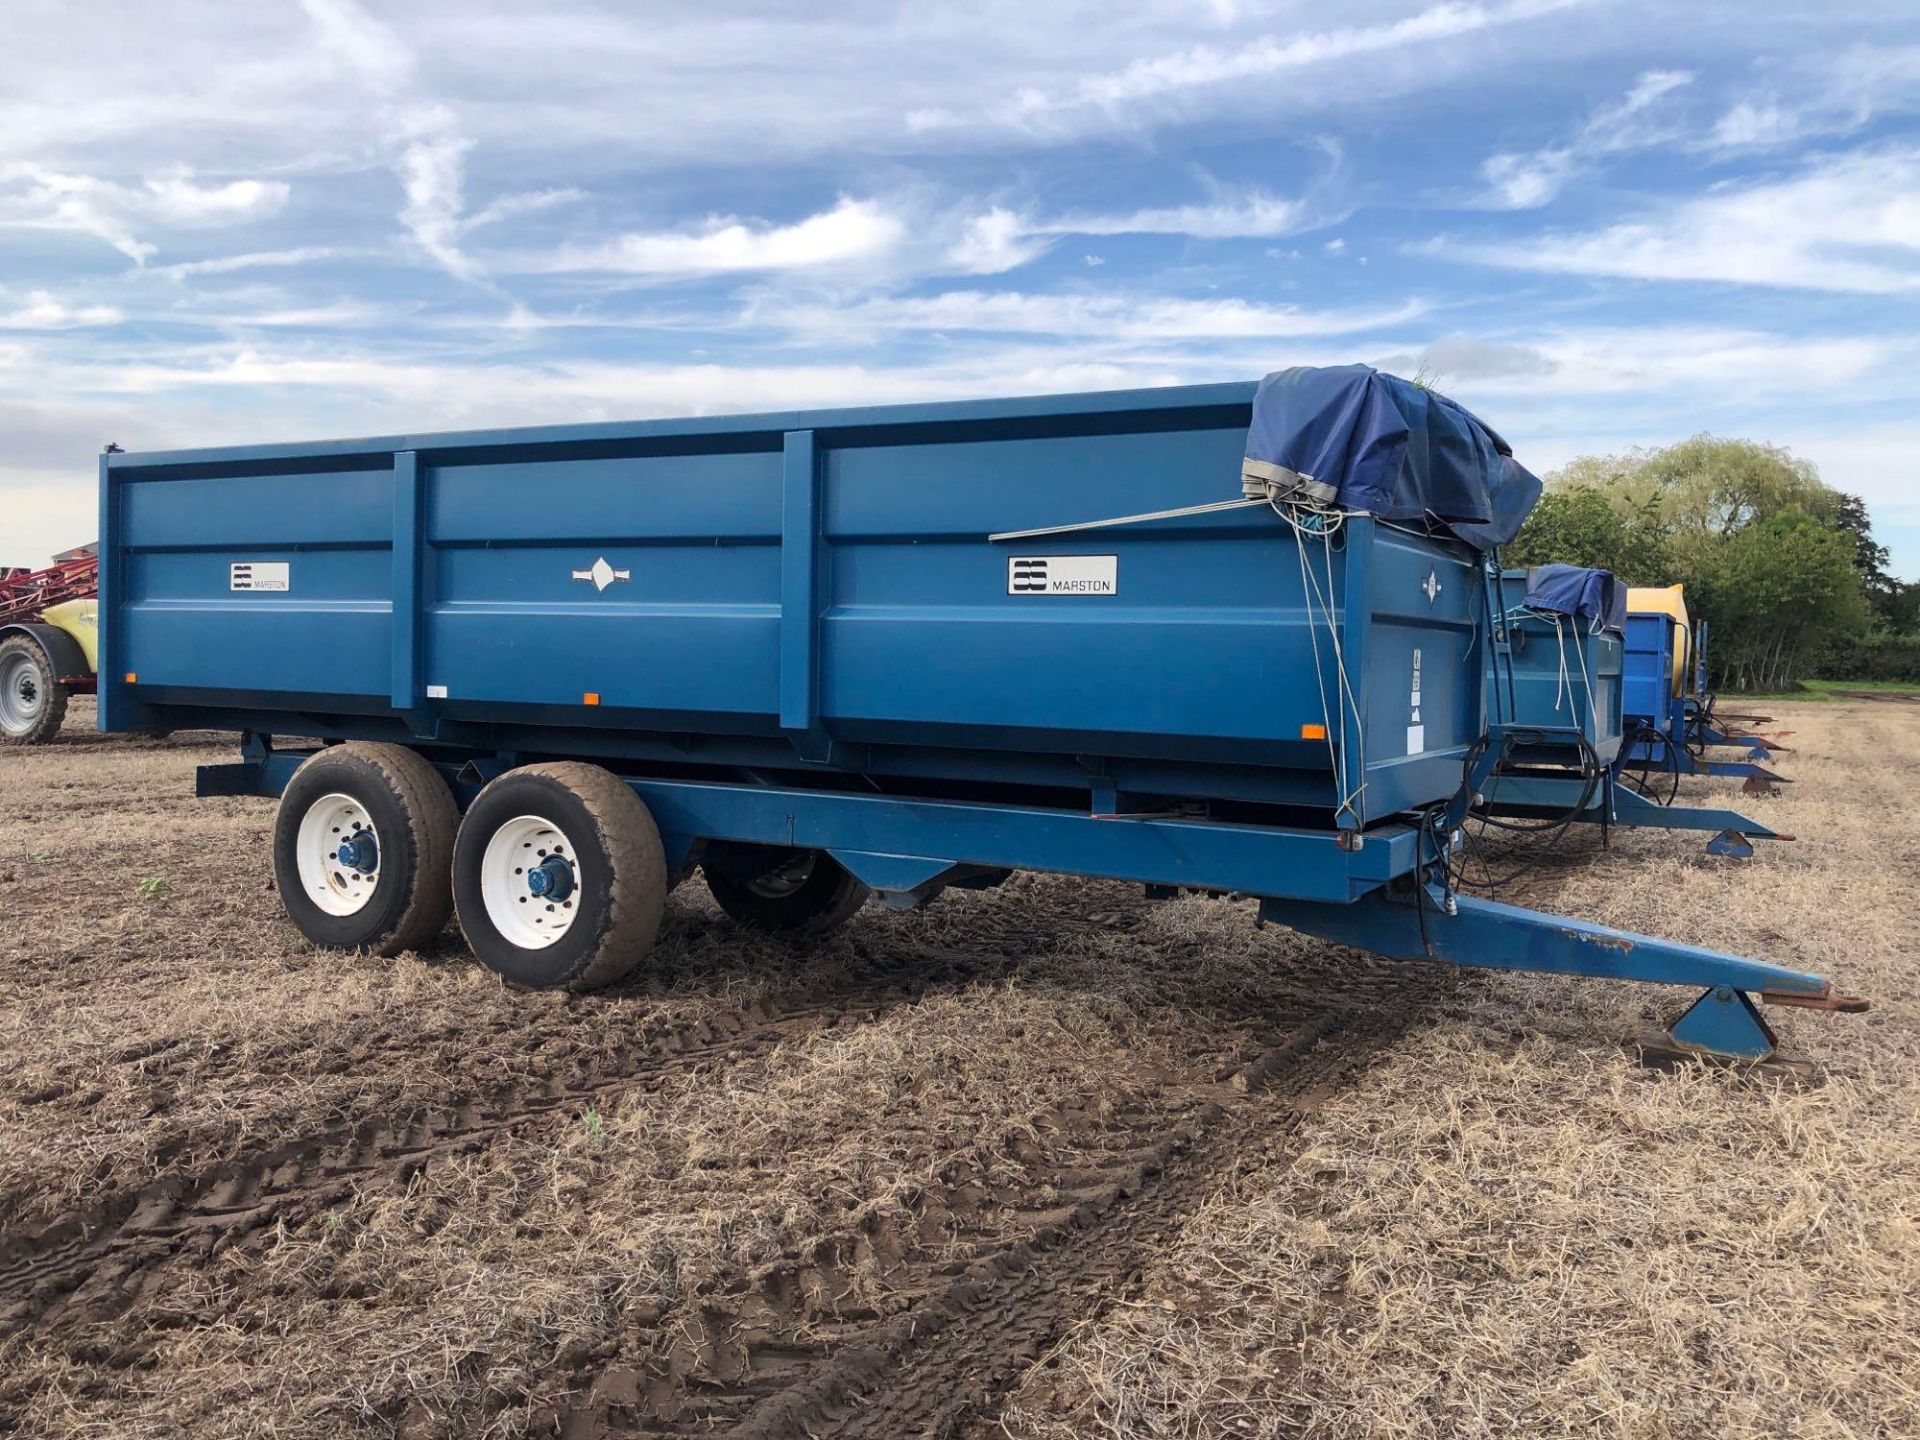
[1637, 987, 1823, 1081]
[1666, 986, 1775, 1060]
[1706, 829, 1755, 858]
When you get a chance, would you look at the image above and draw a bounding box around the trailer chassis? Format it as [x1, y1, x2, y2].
[200, 729, 1863, 1063]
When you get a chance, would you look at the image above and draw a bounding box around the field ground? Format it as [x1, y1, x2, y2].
[1, 699, 1915, 1438]
[1726, 679, 1920, 703]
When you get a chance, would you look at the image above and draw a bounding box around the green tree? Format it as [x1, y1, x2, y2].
[1880, 580, 1920, 633]
[1512, 434, 1872, 689]
[1688, 507, 1867, 692]
[1507, 485, 1670, 582]
[1633, 435, 1835, 539]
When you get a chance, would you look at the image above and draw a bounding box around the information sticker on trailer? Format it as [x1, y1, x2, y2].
[1407, 648, 1425, 755]
[230, 562, 290, 592]
[1007, 555, 1118, 596]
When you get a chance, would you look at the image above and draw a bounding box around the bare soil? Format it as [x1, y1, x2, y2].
[1001, 702, 1920, 1440]
[1, 700, 1912, 1438]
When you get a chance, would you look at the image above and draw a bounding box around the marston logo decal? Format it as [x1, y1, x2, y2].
[1006, 555, 1118, 596]
[1011, 558, 1049, 592]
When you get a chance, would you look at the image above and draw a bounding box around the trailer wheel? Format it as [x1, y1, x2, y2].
[453, 763, 667, 991]
[0, 637, 66, 745]
[702, 846, 869, 936]
[272, 743, 459, 956]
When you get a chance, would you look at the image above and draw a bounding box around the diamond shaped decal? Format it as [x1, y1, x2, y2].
[571, 556, 632, 592]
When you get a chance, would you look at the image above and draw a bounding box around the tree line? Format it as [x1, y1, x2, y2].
[1504, 435, 1917, 693]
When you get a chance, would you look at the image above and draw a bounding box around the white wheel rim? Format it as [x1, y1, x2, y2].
[295, 793, 383, 917]
[1, 650, 44, 733]
[480, 814, 582, 950]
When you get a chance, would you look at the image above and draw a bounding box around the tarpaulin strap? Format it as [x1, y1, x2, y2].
[988, 496, 1264, 544]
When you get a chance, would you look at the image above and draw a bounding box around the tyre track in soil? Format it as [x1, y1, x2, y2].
[555, 989, 1425, 1440]
[0, 934, 1047, 1347]
[0, 903, 1138, 1216]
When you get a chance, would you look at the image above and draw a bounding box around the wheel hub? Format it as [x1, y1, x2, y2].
[526, 854, 575, 901]
[335, 828, 379, 874]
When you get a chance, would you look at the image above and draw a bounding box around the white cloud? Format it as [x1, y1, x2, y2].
[0, 291, 122, 329]
[1709, 100, 1801, 149]
[1478, 68, 1692, 210]
[1049, 189, 1316, 239]
[142, 175, 291, 225]
[1453, 146, 1920, 292]
[1704, 44, 1920, 154]
[396, 122, 483, 281]
[294, 0, 500, 285]
[1584, 68, 1693, 149]
[1431, 326, 1897, 398]
[946, 208, 1054, 274]
[299, 0, 415, 95]
[984, 0, 1585, 129]
[152, 247, 358, 280]
[753, 290, 1429, 342]
[462, 187, 584, 232]
[524, 197, 908, 277]
[0, 164, 290, 265]
[1480, 149, 1578, 209]
[920, 183, 1335, 284]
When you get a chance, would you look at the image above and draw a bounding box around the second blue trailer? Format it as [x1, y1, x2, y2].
[1475, 566, 1787, 856]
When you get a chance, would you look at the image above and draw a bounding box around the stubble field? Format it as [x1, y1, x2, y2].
[1, 698, 1914, 1438]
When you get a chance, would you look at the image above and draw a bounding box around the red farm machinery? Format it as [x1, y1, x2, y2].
[0, 544, 99, 744]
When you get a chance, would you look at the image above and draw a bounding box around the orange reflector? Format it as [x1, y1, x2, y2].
[1301, 723, 1327, 740]
[124, 672, 138, 684]
[582, 692, 600, 706]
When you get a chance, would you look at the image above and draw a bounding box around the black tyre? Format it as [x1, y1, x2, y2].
[0, 636, 66, 745]
[452, 763, 667, 991]
[702, 845, 869, 936]
[273, 743, 459, 956]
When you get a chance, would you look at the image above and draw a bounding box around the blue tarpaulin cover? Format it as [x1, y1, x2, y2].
[1524, 563, 1628, 634]
[1243, 364, 1542, 552]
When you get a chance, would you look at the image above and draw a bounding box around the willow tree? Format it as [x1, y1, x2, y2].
[1509, 435, 1869, 690]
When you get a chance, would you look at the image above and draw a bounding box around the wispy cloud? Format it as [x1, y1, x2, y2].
[1479, 68, 1692, 209]
[751, 290, 1428, 343]
[945, 208, 1055, 275]
[394, 118, 484, 282]
[1389, 325, 1900, 398]
[522, 196, 908, 278]
[0, 290, 122, 329]
[1703, 44, 1920, 153]
[914, 0, 1586, 135]
[152, 247, 362, 281]
[1442, 146, 1920, 292]
[0, 164, 290, 265]
[1045, 189, 1321, 239]
[298, 0, 534, 287]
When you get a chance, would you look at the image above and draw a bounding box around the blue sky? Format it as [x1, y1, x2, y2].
[4, 0, 1918, 574]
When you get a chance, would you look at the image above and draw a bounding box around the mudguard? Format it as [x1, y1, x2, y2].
[0, 622, 93, 684]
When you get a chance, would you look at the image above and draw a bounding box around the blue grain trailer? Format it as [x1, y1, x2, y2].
[1476, 566, 1783, 855]
[98, 367, 1860, 1059]
[1622, 597, 1789, 792]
